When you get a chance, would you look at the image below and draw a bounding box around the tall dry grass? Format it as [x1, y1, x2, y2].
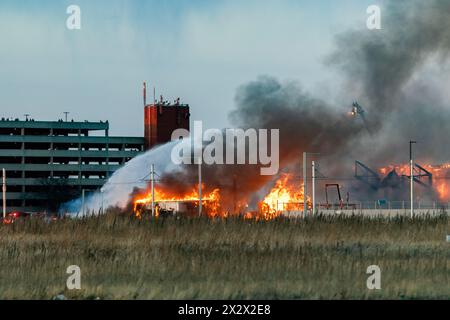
[0, 211, 449, 299]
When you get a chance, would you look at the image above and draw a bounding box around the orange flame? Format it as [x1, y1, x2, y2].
[257, 174, 311, 220]
[435, 181, 449, 201]
[133, 185, 221, 218]
[132, 174, 311, 220]
[378, 163, 450, 201]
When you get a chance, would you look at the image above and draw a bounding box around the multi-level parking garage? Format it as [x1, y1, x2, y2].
[0, 118, 144, 212]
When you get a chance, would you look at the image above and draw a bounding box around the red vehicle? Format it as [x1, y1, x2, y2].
[2, 211, 45, 224]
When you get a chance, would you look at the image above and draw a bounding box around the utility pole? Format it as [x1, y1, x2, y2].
[151, 164, 155, 217]
[303, 152, 320, 217]
[2, 168, 6, 219]
[81, 189, 85, 216]
[63, 112, 70, 122]
[143, 82, 147, 106]
[101, 189, 104, 215]
[312, 160, 316, 216]
[410, 141, 416, 218]
[198, 159, 202, 216]
[303, 152, 307, 217]
[232, 174, 237, 214]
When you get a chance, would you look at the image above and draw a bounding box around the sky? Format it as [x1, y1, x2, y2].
[0, 0, 377, 137]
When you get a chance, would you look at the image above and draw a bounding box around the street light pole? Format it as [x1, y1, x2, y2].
[151, 164, 155, 217]
[303, 152, 307, 217]
[198, 159, 202, 216]
[410, 141, 416, 218]
[312, 161, 316, 216]
[101, 189, 104, 215]
[303, 152, 320, 217]
[81, 189, 85, 216]
[2, 168, 6, 219]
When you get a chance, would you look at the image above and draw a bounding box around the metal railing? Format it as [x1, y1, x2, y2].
[316, 201, 449, 210]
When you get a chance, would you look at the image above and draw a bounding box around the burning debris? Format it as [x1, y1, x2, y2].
[133, 186, 221, 218]
[377, 163, 450, 201]
[131, 174, 311, 220]
[257, 174, 311, 220]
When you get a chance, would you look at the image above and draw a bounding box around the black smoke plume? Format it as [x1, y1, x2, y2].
[155, 0, 450, 207]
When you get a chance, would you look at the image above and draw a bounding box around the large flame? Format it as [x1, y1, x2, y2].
[131, 162, 450, 220]
[379, 163, 450, 201]
[133, 185, 221, 218]
[257, 174, 311, 220]
[132, 174, 312, 220]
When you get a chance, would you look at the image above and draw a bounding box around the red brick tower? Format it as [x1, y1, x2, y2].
[143, 83, 190, 150]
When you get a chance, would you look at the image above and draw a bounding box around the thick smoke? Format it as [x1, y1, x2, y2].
[152, 0, 450, 207]
[155, 78, 367, 211]
[328, 0, 450, 164]
[231, 0, 450, 167]
[63, 1, 450, 214]
[330, 1, 450, 115]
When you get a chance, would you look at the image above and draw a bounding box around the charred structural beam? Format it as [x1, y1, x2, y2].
[354, 160, 381, 190]
[411, 163, 433, 188]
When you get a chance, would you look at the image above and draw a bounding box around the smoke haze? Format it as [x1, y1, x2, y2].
[63, 0, 450, 213]
[167, 0, 450, 205]
[232, 0, 450, 168]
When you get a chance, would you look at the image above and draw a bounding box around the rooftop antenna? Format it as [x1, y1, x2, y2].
[24, 114, 30, 121]
[63, 112, 70, 122]
[143, 82, 147, 106]
[153, 86, 156, 104]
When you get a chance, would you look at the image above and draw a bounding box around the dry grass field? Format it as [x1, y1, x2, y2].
[0, 211, 449, 299]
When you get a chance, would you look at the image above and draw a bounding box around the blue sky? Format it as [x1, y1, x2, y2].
[0, 0, 377, 136]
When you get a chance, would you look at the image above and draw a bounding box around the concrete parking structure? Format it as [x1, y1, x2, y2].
[0, 118, 144, 212]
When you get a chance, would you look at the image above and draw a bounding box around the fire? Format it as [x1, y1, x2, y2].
[131, 161, 450, 220]
[378, 164, 412, 176]
[132, 174, 312, 220]
[258, 174, 311, 220]
[436, 181, 449, 201]
[133, 185, 221, 218]
[378, 162, 450, 201]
